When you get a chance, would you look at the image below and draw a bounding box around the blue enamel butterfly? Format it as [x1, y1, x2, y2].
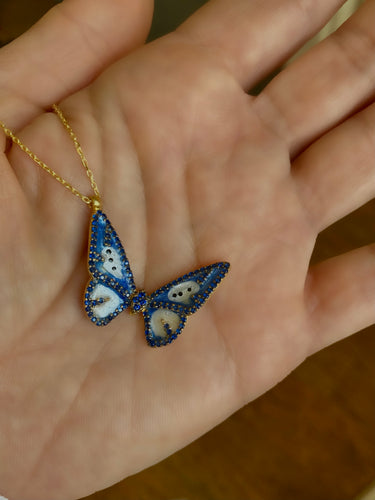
[84, 211, 230, 347]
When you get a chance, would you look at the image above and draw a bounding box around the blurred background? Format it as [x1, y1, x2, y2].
[0, 1, 374, 499]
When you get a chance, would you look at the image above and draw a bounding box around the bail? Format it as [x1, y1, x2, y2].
[91, 196, 102, 212]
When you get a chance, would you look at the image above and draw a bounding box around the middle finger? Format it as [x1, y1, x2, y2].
[177, 0, 345, 89]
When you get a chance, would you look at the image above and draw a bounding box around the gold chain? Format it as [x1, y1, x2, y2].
[0, 104, 101, 209]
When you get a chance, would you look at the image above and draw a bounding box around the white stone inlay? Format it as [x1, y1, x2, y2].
[167, 280, 200, 304]
[150, 309, 181, 337]
[91, 284, 122, 318]
[101, 246, 123, 279]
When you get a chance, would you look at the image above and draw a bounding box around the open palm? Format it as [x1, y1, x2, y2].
[0, 1, 374, 499]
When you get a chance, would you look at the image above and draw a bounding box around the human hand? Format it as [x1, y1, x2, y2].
[0, 1, 374, 499]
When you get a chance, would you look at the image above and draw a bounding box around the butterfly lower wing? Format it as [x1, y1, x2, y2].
[143, 307, 187, 347]
[143, 262, 230, 346]
[85, 278, 129, 326]
[85, 211, 136, 325]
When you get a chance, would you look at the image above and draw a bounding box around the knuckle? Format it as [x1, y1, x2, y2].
[330, 22, 375, 85]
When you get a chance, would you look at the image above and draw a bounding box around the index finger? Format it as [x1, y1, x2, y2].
[0, 0, 153, 128]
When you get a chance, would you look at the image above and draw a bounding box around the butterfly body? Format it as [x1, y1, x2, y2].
[84, 211, 229, 346]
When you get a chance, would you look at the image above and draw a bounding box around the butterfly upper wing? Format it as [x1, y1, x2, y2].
[143, 262, 230, 346]
[84, 210, 136, 326]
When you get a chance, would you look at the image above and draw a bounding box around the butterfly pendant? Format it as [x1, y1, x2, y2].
[84, 210, 230, 347]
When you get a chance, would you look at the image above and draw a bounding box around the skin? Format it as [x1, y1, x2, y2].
[0, 0, 374, 498]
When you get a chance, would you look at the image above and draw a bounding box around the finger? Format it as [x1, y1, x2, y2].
[306, 244, 375, 354]
[292, 102, 375, 232]
[0, 0, 153, 127]
[177, 0, 345, 88]
[255, 0, 375, 156]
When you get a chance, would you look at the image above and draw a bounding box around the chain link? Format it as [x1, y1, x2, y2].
[0, 105, 101, 208]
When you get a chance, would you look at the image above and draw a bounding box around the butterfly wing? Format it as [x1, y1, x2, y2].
[143, 262, 230, 346]
[84, 210, 136, 326]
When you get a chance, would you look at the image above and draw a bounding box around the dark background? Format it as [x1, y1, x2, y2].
[1, 1, 374, 499]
